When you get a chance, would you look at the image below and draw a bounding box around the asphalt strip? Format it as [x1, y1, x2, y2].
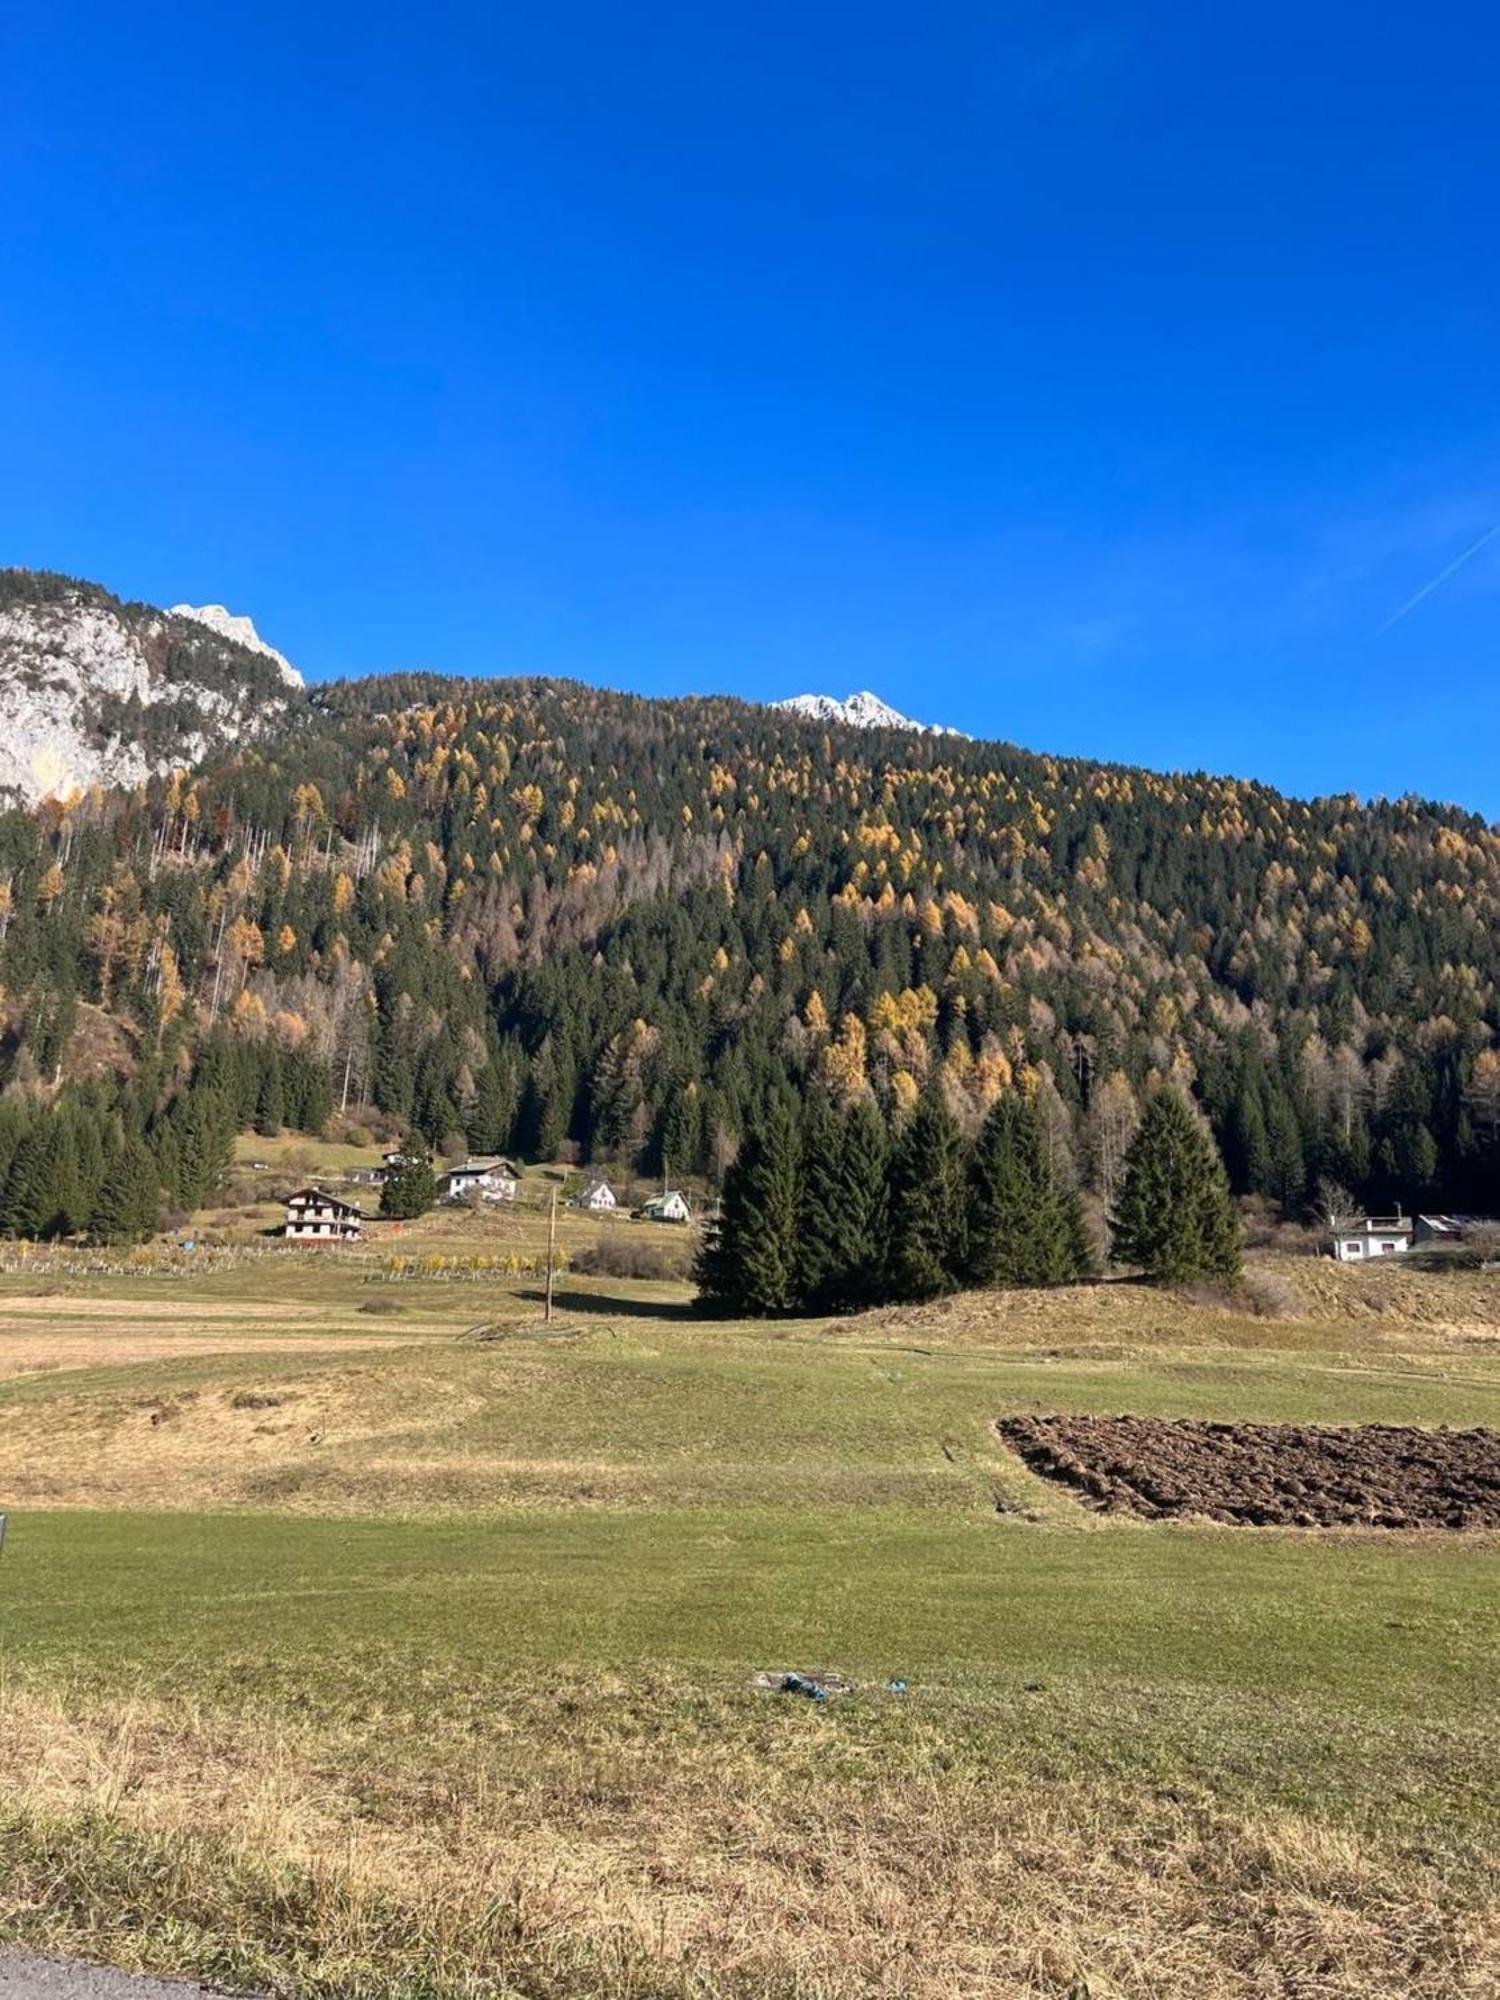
[0, 1951, 255, 1999]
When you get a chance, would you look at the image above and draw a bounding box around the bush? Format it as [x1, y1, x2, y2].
[572, 1234, 690, 1281]
[1239, 1268, 1305, 1319]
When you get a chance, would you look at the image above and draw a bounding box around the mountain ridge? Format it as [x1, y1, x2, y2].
[0, 567, 1496, 1233]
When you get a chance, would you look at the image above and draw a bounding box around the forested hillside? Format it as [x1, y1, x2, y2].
[2, 659, 1499, 1235]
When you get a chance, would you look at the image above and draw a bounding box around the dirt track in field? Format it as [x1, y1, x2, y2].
[996, 1414, 1500, 1528]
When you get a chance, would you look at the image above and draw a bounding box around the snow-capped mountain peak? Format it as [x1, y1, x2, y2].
[772, 690, 964, 737]
[169, 603, 304, 688]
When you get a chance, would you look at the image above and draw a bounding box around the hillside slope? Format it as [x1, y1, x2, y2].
[0, 589, 1496, 1225]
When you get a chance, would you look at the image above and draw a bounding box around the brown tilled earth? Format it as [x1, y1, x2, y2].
[997, 1413, 1500, 1528]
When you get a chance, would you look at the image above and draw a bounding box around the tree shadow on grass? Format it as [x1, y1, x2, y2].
[514, 1286, 701, 1322]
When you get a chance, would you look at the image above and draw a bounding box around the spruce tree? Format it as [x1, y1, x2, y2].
[1267, 1092, 1306, 1214]
[466, 1059, 511, 1155]
[882, 1094, 967, 1302]
[1111, 1088, 1241, 1283]
[830, 1097, 891, 1309]
[1227, 1087, 1272, 1195]
[254, 1059, 284, 1137]
[0, 1126, 53, 1240]
[793, 1095, 845, 1310]
[379, 1153, 436, 1219]
[966, 1093, 1090, 1288]
[92, 1139, 159, 1245]
[695, 1097, 801, 1313]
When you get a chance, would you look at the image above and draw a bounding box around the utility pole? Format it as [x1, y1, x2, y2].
[544, 1184, 558, 1323]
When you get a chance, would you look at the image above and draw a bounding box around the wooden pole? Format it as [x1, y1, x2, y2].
[544, 1185, 558, 1323]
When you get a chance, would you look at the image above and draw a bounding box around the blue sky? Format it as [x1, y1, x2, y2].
[4, 3, 1499, 811]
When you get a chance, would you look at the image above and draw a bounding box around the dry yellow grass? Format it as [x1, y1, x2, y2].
[2, 1677, 1496, 2000]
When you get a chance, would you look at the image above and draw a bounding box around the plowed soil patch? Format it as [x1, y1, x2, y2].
[996, 1414, 1500, 1528]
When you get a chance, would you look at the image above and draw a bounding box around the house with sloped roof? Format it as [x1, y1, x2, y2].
[638, 1189, 692, 1224]
[572, 1176, 617, 1211]
[443, 1157, 519, 1203]
[283, 1187, 363, 1243]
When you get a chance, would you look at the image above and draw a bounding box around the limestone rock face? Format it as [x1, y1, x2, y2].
[0, 572, 304, 805]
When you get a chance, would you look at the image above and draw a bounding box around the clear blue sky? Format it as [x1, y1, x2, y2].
[4, 4, 1499, 812]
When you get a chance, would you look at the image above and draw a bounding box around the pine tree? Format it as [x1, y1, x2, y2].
[966, 1093, 1091, 1288]
[1111, 1088, 1241, 1284]
[793, 1096, 845, 1309]
[1227, 1086, 1272, 1195]
[792, 1095, 890, 1312]
[254, 1058, 284, 1137]
[1267, 1091, 1306, 1214]
[91, 1139, 159, 1244]
[380, 1153, 436, 1219]
[695, 1097, 801, 1313]
[0, 1126, 54, 1240]
[829, 1097, 891, 1309]
[466, 1057, 514, 1155]
[169, 1085, 236, 1207]
[882, 1094, 967, 1302]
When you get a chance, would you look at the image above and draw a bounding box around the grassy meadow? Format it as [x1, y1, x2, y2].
[1, 1175, 1499, 1997]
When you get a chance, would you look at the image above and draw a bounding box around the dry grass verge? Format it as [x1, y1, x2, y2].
[1, 1680, 1496, 1999]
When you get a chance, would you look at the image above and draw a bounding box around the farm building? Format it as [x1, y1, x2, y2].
[1414, 1214, 1500, 1248]
[572, 1177, 617, 1211]
[283, 1188, 364, 1244]
[639, 1189, 692, 1224]
[1330, 1214, 1411, 1263]
[443, 1157, 519, 1204]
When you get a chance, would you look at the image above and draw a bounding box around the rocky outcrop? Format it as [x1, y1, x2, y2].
[0, 571, 304, 805]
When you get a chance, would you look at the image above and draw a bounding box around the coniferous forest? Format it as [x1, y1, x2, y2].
[2, 580, 1500, 1245]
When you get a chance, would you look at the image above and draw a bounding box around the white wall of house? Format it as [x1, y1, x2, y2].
[1333, 1228, 1409, 1262]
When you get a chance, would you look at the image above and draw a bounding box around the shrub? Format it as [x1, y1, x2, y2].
[573, 1235, 689, 1281]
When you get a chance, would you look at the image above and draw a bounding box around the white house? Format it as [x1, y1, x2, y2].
[443, 1157, 519, 1204]
[1330, 1214, 1411, 1263]
[572, 1177, 617, 1211]
[638, 1189, 692, 1224]
[283, 1187, 364, 1244]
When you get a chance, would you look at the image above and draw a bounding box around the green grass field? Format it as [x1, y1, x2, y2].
[1, 1221, 1498, 1997]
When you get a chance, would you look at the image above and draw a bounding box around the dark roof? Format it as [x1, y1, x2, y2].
[286, 1186, 361, 1215]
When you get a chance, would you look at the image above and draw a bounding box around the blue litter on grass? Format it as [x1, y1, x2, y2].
[781, 1673, 827, 1701]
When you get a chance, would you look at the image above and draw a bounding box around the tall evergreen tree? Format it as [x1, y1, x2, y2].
[1267, 1090, 1306, 1214]
[0, 1124, 55, 1239]
[254, 1058, 284, 1137]
[882, 1094, 968, 1303]
[379, 1153, 436, 1219]
[91, 1138, 160, 1245]
[965, 1093, 1091, 1288]
[1111, 1089, 1241, 1283]
[1227, 1086, 1272, 1196]
[828, 1097, 892, 1310]
[793, 1096, 842, 1309]
[695, 1097, 802, 1313]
